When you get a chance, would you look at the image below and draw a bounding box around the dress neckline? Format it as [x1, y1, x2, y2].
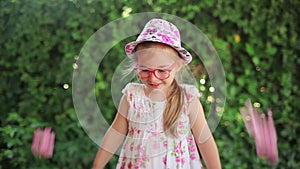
[141, 84, 167, 104]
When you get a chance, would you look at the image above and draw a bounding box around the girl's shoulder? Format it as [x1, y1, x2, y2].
[180, 84, 201, 102]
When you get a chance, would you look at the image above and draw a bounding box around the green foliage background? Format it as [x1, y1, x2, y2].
[1, 0, 299, 168]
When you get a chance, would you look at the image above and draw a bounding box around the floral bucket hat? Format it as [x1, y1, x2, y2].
[125, 18, 192, 64]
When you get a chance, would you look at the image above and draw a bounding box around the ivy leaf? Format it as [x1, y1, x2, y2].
[246, 43, 255, 56]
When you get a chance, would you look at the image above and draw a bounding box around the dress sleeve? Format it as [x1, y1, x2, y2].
[183, 85, 201, 103]
[121, 83, 134, 102]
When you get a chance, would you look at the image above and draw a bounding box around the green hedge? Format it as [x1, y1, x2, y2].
[1, 0, 299, 169]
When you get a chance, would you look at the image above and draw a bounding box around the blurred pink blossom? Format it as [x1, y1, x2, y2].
[31, 127, 55, 158]
[240, 99, 279, 165]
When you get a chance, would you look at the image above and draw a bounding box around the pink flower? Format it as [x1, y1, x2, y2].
[152, 131, 159, 137]
[188, 145, 196, 152]
[178, 121, 184, 128]
[240, 99, 279, 164]
[31, 127, 55, 158]
[174, 141, 183, 154]
[182, 106, 187, 114]
[122, 143, 127, 150]
[122, 156, 127, 162]
[181, 158, 185, 165]
[129, 127, 135, 136]
[266, 109, 279, 164]
[162, 156, 167, 165]
[187, 94, 193, 100]
[190, 153, 196, 160]
[175, 156, 181, 163]
[125, 45, 133, 53]
[127, 161, 132, 168]
[157, 33, 174, 44]
[146, 28, 157, 34]
[163, 140, 168, 147]
[187, 137, 193, 144]
[178, 130, 183, 135]
[130, 142, 134, 151]
[129, 93, 133, 101]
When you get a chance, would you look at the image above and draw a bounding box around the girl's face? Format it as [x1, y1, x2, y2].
[135, 43, 182, 95]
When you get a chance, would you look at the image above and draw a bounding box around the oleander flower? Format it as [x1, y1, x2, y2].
[240, 99, 279, 165]
[31, 127, 55, 158]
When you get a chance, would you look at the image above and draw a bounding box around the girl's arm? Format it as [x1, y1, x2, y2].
[189, 99, 222, 169]
[93, 95, 129, 169]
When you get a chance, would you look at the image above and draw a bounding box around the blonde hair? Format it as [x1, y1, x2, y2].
[134, 42, 185, 138]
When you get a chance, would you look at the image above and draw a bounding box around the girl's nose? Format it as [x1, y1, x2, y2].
[148, 72, 158, 81]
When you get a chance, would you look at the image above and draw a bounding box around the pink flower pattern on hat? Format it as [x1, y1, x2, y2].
[157, 33, 174, 44]
[125, 19, 192, 64]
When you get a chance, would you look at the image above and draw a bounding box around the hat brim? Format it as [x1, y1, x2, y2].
[125, 40, 192, 65]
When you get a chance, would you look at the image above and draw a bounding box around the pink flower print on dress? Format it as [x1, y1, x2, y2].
[182, 106, 187, 114]
[152, 131, 159, 137]
[190, 153, 196, 160]
[181, 158, 186, 165]
[122, 156, 127, 162]
[178, 121, 184, 128]
[163, 140, 168, 147]
[129, 127, 135, 136]
[133, 103, 137, 109]
[178, 130, 183, 135]
[188, 144, 196, 152]
[163, 156, 167, 165]
[175, 141, 184, 155]
[129, 93, 133, 101]
[127, 161, 132, 168]
[130, 142, 134, 151]
[157, 33, 174, 44]
[187, 94, 193, 101]
[122, 143, 127, 150]
[137, 144, 143, 154]
[187, 137, 193, 144]
[175, 156, 181, 163]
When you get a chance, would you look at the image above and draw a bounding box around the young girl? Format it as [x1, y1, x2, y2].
[93, 18, 221, 169]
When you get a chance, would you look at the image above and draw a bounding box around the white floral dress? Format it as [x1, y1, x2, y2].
[116, 83, 203, 169]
